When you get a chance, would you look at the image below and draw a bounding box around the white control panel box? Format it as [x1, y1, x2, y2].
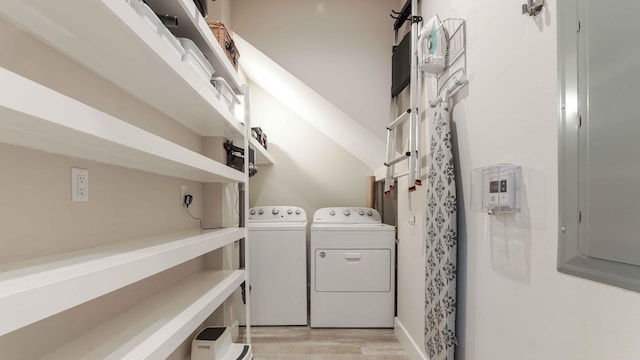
[472, 163, 522, 214]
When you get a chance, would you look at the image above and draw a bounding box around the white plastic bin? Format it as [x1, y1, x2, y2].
[129, 0, 185, 59]
[211, 77, 239, 112]
[178, 37, 215, 82]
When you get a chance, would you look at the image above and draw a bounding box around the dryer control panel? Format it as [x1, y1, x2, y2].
[313, 207, 382, 223]
[248, 206, 307, 222]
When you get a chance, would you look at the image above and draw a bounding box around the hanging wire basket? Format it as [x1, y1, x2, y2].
[418, 17, 466, 75]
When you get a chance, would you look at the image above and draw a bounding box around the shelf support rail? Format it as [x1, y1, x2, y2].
[241, 85, 252, 344]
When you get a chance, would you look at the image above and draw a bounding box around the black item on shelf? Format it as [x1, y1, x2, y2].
[391, 30, 411, 97]
[154, 13, 178, 28]
[142, 1, 179, 28]
[224, 140, 257, 177]
[241, 281, 248, 304]
[251, 127, 262, 140]
[195, 327, 226, 341]
[251, 127, 268, 149]
[193, 0, 207, 17]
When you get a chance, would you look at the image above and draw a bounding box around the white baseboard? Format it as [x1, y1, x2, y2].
[394, 317, 428, 360]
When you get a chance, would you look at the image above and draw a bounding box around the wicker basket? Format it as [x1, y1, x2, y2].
[207, 21, 240, 70]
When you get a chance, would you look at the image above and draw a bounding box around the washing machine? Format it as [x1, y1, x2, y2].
[310, 207, 395, 328]
[247, 206, 307, 325]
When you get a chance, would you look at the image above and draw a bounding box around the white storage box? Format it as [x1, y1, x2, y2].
[178, 37, 215, 82]
[191, 327, 230, 360]
[211, 77, 239, 112]
[129, 0, 185, 59]
[191, 327, 252, 360]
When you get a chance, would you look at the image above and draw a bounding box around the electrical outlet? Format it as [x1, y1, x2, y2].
[71, 167, 89, 202]
[181, 185, 188, 206]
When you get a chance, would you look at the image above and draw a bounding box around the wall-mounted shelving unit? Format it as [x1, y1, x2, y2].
[41, 270, 245, 360]
[0, 0, 242, 138]
[0, 228, 244, 336]
[0, 0, 251, 357]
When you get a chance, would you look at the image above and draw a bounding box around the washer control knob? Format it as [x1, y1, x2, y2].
[258, 209, 264, 215]
[319, 251, 326, 258]
[367, 210, 373, 216]
[272, 208, 280, 215]
[287, 209, 293, 215]
[343, 209, 351, 216]
[359, 210, 365, 216]
[329, 210, 335, 216]
[295, 209, 301, 215]
[249, 209, 256, 215]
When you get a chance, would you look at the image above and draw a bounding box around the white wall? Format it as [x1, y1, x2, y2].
[395, 0, 640, 359]
[206, 0, 232, 26]
[234, 35, 386, 170]
[247, 80, 372, 213]
[230, 0, 391, 207]
[231, 0, 394, 141]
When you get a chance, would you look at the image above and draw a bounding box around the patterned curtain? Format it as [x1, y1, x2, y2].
[424, 100, 458, 360]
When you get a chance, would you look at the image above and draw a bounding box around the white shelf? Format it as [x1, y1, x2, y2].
[145, 0, 245, 93]
[42, 270, 245, 360]
[0, 228, 245, 336]
[250, 137, 275, 165]
[0, 0, 243, 137]
[0, 67, 244, 183]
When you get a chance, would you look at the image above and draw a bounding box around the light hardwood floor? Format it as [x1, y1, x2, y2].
[240, 326, 410, 360]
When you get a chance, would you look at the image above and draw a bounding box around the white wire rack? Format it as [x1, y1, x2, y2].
[441, 18, 466, 70]
[427, 18, 467, 107]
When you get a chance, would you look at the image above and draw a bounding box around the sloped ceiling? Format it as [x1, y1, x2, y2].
[235, 35, 387, 170]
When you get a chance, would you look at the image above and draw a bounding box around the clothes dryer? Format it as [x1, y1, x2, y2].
[310, 207, 395, 328]
[248, 206, 307, 325]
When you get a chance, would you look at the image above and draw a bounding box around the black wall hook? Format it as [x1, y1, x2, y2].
[391, 0, 412, 30]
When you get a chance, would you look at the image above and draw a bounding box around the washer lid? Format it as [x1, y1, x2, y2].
[310, 222, 394, 231]
[312, 207, 382, 224]
[248, 206, 307, 222]
[248, 221, 307, 230]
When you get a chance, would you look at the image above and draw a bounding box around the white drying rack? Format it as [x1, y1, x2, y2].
[384, 0, 422, 194]
[383, 13, 467, 194]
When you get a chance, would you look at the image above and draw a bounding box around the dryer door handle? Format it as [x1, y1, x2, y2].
[344, 252, 361, 262]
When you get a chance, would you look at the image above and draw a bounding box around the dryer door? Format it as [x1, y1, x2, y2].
[314, 249, 391, 292]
